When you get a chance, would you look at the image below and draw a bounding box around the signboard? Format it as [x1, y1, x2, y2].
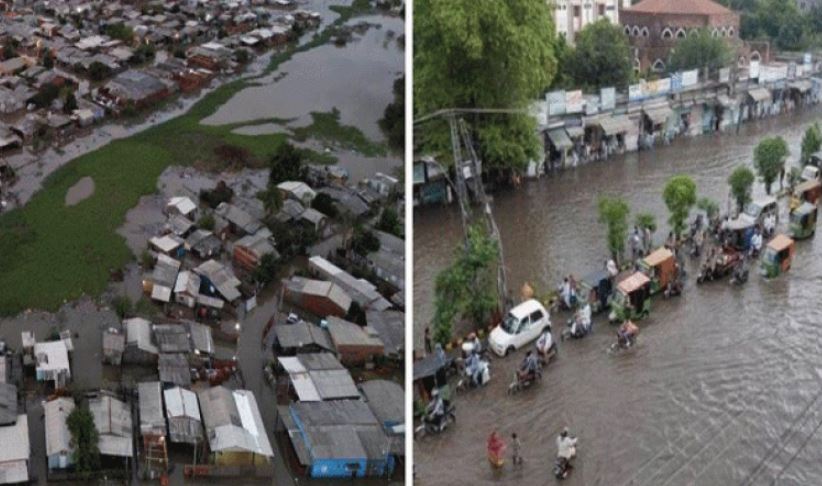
[750, 61, 760, 80]
[804, 53, 812, 70]
[565, 90, 584, 113]
[787, 62, 797, 80]
[629, 83, 643, 102]
[671, 72, 683, 92]
[643, 78, 671, 97]
[547, 91, 566, 116]
[719, 68, 730, 84]
[682, 69, 699, 87]
[585, 95, 600, 115]
[600, 87, 616, 110]
[760, 64, 788, 82]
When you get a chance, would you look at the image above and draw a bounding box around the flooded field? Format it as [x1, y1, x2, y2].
[413, 107, 822, 484]
[203, 14, 404, 142]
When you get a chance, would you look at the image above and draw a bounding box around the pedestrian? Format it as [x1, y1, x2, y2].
[780, 166, 785, 191]
[511, 432, 522, 466]
[424, 327, 433, 355]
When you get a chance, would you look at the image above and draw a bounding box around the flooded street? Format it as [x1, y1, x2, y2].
[413, 107, 822, 484]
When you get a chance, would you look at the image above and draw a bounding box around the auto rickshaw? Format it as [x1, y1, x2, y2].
[789, 202, 818, 240]
[724, 218, 755, 252]
[578, 269, 613, 314]
[608, 272, 651, 323]
[638, 247, 676, 295]
[790, 179, 822, 211]
[760, 234, 795, 278]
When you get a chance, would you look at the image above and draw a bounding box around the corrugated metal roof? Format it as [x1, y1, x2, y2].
[125, 318, 158, 355]
[158, 353, 191, 387]
[360, 380, 404, 426]
[44, 398, 74, 458]
[310, 370, 360, 401]
[0, 383, 17, 426]
[153, 325, 191, 353]
[274, 321, 333, 351]
[0, 415, 29, 481]
[326, 316, 385, 349]
[198, 387, 273, 457]
[187, 322, 214, 355]
[89, 395, 133, 458]
[138, 382, 165, 435]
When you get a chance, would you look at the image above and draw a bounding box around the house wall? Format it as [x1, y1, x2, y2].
[233, 246, 260, 272]
[213, 450, 264, 467]
[48, 452, 73, 470]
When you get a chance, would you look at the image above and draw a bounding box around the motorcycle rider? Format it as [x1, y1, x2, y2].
[556, 428, 578, 467]
[750, 228, 763, 257]
[568, 302, 592, 338]
[617, 321, 638, 348]
[518, 350, 541, 382]
[536, 327, 555, 361]
[425, 388, 445, 428]
[463, 350, 486, 387]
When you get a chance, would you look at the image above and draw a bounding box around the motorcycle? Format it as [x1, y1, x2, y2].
[730, 262, 749, 285]
[456, 358, 490, 391]
[553, 456, 574, 480]
[561, 316, 591, 341]
[507, 365, 543, 395]
[414, 402, 456, 439]
[536, 340, 558, 367]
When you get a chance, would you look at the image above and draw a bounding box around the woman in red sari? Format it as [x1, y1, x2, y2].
[487, 429, 506, 468]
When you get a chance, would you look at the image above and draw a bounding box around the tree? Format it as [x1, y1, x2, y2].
[111, 295, 133, 319]
[197, 213, 215, 230]
[662, 175, 697, 239]
[548, 35, 574, 90]
[88, 61, 112, 81]
[801, 123, 821, 164]
[351, 227, 380, 255]
[30, 84, 60, 109]
[251, 253, 279, 286]
[697, 197, 720, 222]
[63, 92, 78, 114]
[234, 48, 251, 64]
[268, 142, 307, 187]
[754, 136, 789, 195]
[105, 22, 134, 43]
[375, 207, 402, 237]
[728, 166, 755, 212]
[668, 29, 732, 73]
[257, 186, 282, 214]
[598, 197, 630, 265]
[346, 301, 367, 326]
[432, 225, 499, 345]
[67, 405, 100, 476]
[42, 52, 54, 69]
[199, 181, 234, 209]
[635, 213, 657, 233]
[379, 76, 404, 152]
[414, 0, 556, 171]
[567, 20, 634, 91]
[132, 44, 155, 64]
[311, 193, 338, 218]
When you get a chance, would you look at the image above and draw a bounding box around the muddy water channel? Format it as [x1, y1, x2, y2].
[414, 107, 822, 485]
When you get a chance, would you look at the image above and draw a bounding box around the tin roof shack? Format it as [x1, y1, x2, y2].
[233, 231, 279, 272]
[282, 276, 352, 319]
[89, 393, 134, 461]
[187, 321, 215, 358]
[102, 328, 125, 365]
[273, 320, 335, 356]
[164, 386, 203, 445]
[360, 380, 404, 461]
[99, 69, 170, 109]
[186, 229, 222, 260]
[325, 317, 384, 366]
[44, 397, 75, 471]
[187, 43, 232, 71]
[197, 387, 274, 466]
[195, 259, 242, 304]
[138, 382, 166, 438]
[158, 353, 192, 387]
[281, 400, 395, 479]
[0, 383, 17, 426]
[365, 310, 404, 361]
[277, 181, 316, 206]
[123, 317, 159, 366]
[174, 271, 201, 309]
[149, 234, 185, 259]
[34, 340, 71, 388]
[147, 254, 181, 305]
[277, 354, 360, 403]
[153, 325, 191, 354]
[214, 202, 262, 237]
[0, 414, 29, 484]
[308, 257, 393, 311]
[166, 196, 198, 220]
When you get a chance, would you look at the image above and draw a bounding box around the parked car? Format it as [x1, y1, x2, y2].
[489, 299, 551, 357]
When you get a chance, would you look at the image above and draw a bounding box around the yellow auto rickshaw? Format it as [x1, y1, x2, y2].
[789, 202, 818, 240]
[638, 247, 676, 295]
[791, 179, 822, 211]
[760, 234, 795, 278]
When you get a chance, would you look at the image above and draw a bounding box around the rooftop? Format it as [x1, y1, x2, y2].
[625, 0, 734, 16]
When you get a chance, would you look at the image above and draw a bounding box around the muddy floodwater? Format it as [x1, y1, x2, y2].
[64, 176, 95, 206]
[203, 14, 404, 141]
[414, 107, 822, 485]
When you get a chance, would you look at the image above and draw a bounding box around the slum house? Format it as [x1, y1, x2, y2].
[0, 414, 29, 484]
[166, 196, 198, 220]
[318, 185, 371, 218]
[273, 320, 335, 356]
[167, 214, 195, 238]
[158, 353, 192, 388]
[153, 324, 192, 354]
[89, 393, 134, 462]
[325, 316, 385, 366]
[174, 270, 201, 309]
[365, 310, 404, 362]
[99, 69, 171, 109]
[359, 380, 404, 467]
[164, 386, 203, 445]
[215, 202, 262, 238]
[186, 229, 223, 260]
[309, 256, 393, 311]
[186, 43, 232, 71]
[233, 230, 279, 272]
[102, 328, 125, 366]
[44, 397, 75, 472]
[149, 234, 186, 259]
[276, 353, 360, 403]
[147, 254, 181, 305]
[278, 181, 316, 206]
[0, 383, 16, 426]
[34, 340, 71, 388]
[197, 387, 274, 466]
[123, 317, 159, 366]
[279, 400, 395, 479]
[0, 57, 28, 76]
[274, 199, 306, 224]
[138, 381, 166, 438]
[299, 208, 329, 235]
[195, 259, 243, 305]
[187, 321, 215, 358]
[358, 230, 405, 292]
[282, 276, 352, 318]
[412, 158, 450, 206]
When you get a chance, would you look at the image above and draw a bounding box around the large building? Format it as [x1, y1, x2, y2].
[552, 0, 630, 43]
[619, 0, 765, 73]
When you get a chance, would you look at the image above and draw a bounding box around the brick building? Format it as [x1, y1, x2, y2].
[620, 0, 767, 73]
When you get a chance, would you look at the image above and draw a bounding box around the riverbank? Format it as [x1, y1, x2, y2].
[0, 0, 391, 316]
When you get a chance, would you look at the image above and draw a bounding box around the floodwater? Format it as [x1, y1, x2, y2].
[203, 15, 404, 142]
[64, 176, 95, 206]
[413, 107, 822, 485]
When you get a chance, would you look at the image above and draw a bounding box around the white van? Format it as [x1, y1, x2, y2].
[488, 299, 551, 357]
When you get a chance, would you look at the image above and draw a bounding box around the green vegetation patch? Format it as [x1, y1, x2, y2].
[292, 108, 387, 157]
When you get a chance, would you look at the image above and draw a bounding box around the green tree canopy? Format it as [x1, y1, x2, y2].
[105, 23, 134, 43]
[379, 76, 404, 152]
[251, 252, 280, 286]
[567, 19, 634, 91]
[268, 142, 307, 187]
[801, 123, 821, 164]
[754, 136, 789, 194]
[668, 29, 733, 73]
[375, 207, 402, 237]
[598, 196, 630, 264]
[67, 405, 100, 476]
[414, 0, 556, 171]
[663, 175, 697, 239]
[697, 197, 720, 221]
[728, 166, 755, 212]
[635, 213, 657, 233]
[432, 225, 499, 345]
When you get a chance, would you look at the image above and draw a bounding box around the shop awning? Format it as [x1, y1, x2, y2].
[565, 125, 584, 138]
[598, 115, 635, 136]
[642, 104, 673, 125]
[747, 87, 772, 103]
[547, 128, 573, 150]
[788, 80, 813, 93]
[716, 94, 737, 107]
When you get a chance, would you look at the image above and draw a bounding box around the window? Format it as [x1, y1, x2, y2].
[712, 28, 720, 37]
[652, 59, 666, 72]
[633, 58, 641, 73]
[690, 28, 700, 37]
[573, 5, 581, 17]
[624, 25, 632, 36]
[529, 310, 544, 324]
[598, 4, 605, 15]
[661, 27, 674, 40]
[728, 27, 735, 37]
[632, 26, 641, 37]
[641, 27, 649, 37]
[738, 55, 747, 68]
[751, 51, 761, 62]
[676, 28, 687, 39]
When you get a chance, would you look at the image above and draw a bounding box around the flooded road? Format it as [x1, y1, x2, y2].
[413, 107, 822, 485]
